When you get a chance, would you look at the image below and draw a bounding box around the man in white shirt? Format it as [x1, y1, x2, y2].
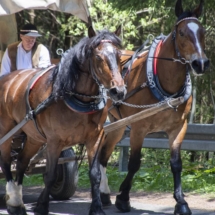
[0, 23, 51, 76]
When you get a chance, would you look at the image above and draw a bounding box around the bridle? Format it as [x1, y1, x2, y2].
[89, 39, 119, 90]
[65, 39, 120, 101]
[171, 17, 200, 63]
[148, 17, 201, 66]
[121, 17, 201, 79]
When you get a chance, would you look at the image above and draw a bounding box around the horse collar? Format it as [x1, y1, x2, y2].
[64, 85, 107, 114]
[146, 35, 192, 102]
[64, 56, 107, 114]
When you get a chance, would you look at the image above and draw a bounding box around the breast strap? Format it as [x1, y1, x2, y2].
[146, 34, 192, 102]
[63, 85, 107, 114]
[25, 65, 56, 138]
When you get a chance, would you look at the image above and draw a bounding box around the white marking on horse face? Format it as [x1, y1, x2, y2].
[187, 22, 203, 57]
[99, 165, 111, 194]
[106, 44, 114, 53]
[6, 181, 23, 206]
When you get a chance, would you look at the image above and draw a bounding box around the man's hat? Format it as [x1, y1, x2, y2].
[20, 23, 42, 37]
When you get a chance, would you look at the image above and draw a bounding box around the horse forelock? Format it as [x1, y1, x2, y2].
[89, 30, 122, 52]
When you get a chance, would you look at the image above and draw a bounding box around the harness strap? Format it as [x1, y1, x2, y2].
[0, 115, 33, 146]
[122, 38, 150, 78]
[0, 66, 56, 145]
[25, 65, 56, 138]
[108, 83, 147, 112]
[146, 35, 192, 102]
[110, 39, 151, 117]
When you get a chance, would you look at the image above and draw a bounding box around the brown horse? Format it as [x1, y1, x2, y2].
[99, 0, 210, 214]
[0, 26, 126, 215]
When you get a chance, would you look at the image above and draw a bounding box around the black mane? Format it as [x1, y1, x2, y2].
[51, 29, 122, 98]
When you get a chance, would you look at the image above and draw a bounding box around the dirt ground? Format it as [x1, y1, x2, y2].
[72, 188, 215, 211]
[0, 185, 214, 212]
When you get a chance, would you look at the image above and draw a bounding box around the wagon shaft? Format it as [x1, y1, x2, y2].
[104, 97, 184, 134]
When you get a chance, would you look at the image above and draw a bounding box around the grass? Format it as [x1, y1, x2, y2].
[0, 174, 44, 187]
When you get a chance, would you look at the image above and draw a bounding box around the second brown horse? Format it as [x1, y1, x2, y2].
[99, 0, 209, 215]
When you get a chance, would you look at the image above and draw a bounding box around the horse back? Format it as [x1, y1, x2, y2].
[0, 69, 49, 121]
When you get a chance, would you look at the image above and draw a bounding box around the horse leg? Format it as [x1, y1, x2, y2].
[0, 137, 27, 215]
[99, 126, 126, 206]
[34, 141, 62, 215]
[168, 122, 191, 215]
[13, 137, 43, 213]
[87, 130, 106, 215]
[115, 127, 146, 212]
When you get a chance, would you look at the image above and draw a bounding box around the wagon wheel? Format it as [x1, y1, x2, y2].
[49, 148, 78, 200]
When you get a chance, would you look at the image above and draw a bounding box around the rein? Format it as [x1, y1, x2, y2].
[149, 17, 200, 65]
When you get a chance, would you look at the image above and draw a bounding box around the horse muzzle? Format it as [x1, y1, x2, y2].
[191, 58, 210, 75]
[109, 85, 127, 101]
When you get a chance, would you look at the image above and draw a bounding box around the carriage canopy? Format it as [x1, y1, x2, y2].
[0, 0, 89, 22]
[0, 0, 90, 66]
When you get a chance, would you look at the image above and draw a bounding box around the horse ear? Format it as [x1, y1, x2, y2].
[114, 25, 121, 36]
[175, 0, 183, 18]
[192, 0, 204, 18]
[88, 26, 96, 38]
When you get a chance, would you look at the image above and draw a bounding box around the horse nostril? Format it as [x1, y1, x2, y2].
[191, 58, 210, 73]
[191, 60, 200, 72]
[109, 86, 127, 101]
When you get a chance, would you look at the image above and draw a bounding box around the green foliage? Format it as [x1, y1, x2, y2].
[77, 148, 215, 194]
[0, 174, 44, 187]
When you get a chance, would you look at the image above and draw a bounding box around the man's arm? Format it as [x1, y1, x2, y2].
[38, 45, 51, 68]
[0, 49, 11, 76]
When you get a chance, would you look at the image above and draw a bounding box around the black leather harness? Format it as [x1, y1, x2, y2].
[64, 85, 107, 114]
[110, 34, 192, 119]
[146, 35, 192, 102]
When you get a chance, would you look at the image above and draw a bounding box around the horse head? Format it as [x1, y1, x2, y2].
[174, 0, 209, 76]
[88, 26, 126, 101]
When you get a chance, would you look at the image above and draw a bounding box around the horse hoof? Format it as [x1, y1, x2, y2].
[7, 205, 27, 215]
[34, 206, 49, 215]
[88, 208, 106, 215]
[115, 195, 131, 212]
[100, 193, 112, 206]
[174, 202, 192, 215]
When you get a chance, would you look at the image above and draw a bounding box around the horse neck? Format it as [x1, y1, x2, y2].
[75, 71, 99, 102]
[156, 34, 187, 94]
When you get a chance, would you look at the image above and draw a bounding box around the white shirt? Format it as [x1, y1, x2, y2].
[0, 42, 51, 76]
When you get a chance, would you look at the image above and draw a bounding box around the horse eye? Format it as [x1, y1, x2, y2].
[179, 30, 184, 37]
[96, 55, 103, 61]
